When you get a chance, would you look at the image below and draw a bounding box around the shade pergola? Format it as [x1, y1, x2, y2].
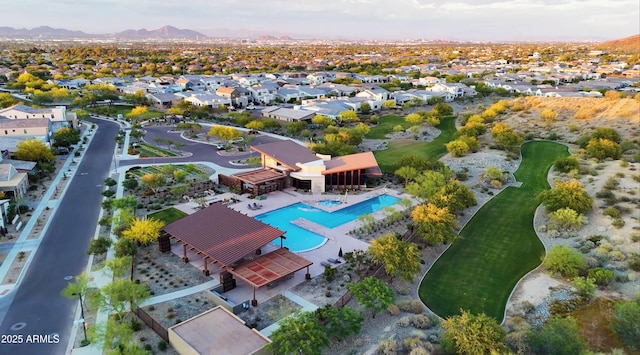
[231, 168, 285, 195]
[228, 247, 313, 305]
[162, 203, 285, 275]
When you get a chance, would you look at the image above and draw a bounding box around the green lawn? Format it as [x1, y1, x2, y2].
[148, 207, 188, 225]
[137, 143, 181, 157]
[365, 115, 413, 139]
[419, 141, 569, 321]
[374, 116, 457, 173]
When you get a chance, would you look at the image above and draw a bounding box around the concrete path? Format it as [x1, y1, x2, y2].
[140, 280, 219, 307]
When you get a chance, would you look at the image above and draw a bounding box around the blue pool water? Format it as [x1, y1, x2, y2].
[255, 194, 400, 252]
[317, 200, 343, 207]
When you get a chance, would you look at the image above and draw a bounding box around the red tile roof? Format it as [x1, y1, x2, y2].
[162, 204, 285, 266]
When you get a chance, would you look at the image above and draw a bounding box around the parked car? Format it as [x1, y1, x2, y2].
[229, 137, 244, 144]
[214, 143, 226, 150]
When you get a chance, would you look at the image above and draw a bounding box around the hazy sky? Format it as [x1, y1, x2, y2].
[3, 0, 639, 41]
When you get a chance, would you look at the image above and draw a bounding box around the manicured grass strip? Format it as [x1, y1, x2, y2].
[147, 207, 188, 225]
[365, 115, 413, 139]
[374, 116, 457, 173]
[137, 143, 180, 157]
[419, 141, 569, 320]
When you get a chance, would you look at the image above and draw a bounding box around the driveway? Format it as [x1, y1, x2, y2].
[0, 118, 119, 355]
[119, 125, 282, 168]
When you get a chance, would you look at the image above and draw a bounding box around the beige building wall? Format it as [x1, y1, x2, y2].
[1, 126, 49, 138]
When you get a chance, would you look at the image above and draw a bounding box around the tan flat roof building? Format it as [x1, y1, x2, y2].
[168, 306, 271, 355]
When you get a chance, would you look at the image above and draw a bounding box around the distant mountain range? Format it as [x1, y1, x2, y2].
[0, 25, 208, 39]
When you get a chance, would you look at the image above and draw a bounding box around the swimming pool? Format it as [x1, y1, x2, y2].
[255, 194, 400, 252]
[317, 200, 343, 207]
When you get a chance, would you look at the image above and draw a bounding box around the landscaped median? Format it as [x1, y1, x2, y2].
[419, 141, 569, 321]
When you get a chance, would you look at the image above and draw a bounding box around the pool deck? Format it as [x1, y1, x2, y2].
[165, 186, 416, 307]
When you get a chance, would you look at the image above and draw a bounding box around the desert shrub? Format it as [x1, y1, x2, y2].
[603, 177, 620, 190]
[398, 317, 411, 327]
[612, 218, 625, 229]
[545, 245, 587, 277]
[387, 304, 400, 316]
[397, 300, 424, 314]
[631, 233, 640, 243]
[323, 265, 337, 282]
[627, 253, 640, 271]
[588, 267, 615, 286]
[378, 339, 397, 355]
[572, 276, 596, 299]
[403, 337, 424, 350]
[554, 156, 580, 173]
[157, 340, 167, 351]
[410, 314, 433, 329]
[603, 206, 622, 219]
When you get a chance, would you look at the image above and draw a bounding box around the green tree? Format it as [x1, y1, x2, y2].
[311, 114, 334, 127]
[405, 170, 447, 202]
[91, 278, 149, 321]
[347, 277, 394, 318]
[446, 139, 470, 157]
[14, 138, 55, 162]
[432, 102, 454, 117]
[338, 110, 359, 124]
[441, 310, 508, 355]
[360, 102, 371, 114]
[114, 237, 137, 257]
[538, 179, 593, 214]
[527, 316, 586, 355]
[122, 178, 138, 191]
[268, 311, 329, 355]
[544, 245, 586, 277]
[411, 203, 457, 245]
[86, 236, 113, 255]
[368, 233, 421, 282]
[140, 173, 166, 193]
[314, 305, 365, 340]
[592, 127, 621, 143]
[610, 297, 640, 350]
[586, 138, 622, 160]
[53, 127, 81, 147]
[61, 271, 90, 301]
[431, 179, 477, 214]
[207, 126, 242, 141]
[394, 166, 418, 186]
[553, 156, 579, 173]
[405, 113, 423, 125]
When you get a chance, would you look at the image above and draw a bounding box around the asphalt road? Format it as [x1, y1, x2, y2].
[120, 125, 282, 167]
[0, 118, 118, 354]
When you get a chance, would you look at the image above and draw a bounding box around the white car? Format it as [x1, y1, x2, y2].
[229, 137, 244, 144]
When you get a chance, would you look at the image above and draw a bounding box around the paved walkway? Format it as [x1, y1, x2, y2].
[260, 290, 319, 337]
[140, 280, 219, 307]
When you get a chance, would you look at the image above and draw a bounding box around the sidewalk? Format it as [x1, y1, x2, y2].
[0, 122, 96, 298]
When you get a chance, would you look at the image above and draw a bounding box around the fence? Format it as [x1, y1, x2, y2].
[134, 307, 169, 342]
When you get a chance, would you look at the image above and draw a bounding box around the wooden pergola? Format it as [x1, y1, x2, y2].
[231, 168, 286, 196]
[227, 248, 313, 305]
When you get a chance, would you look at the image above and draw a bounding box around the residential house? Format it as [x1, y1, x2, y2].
[0, 163, 29, 199]
[316, 83, 361, 97]
[0, 104, 74, 130]
[184, 93, 230, 108]
[356, 88, 390, 102]
[247, 84, 277, 105]
[260, 107, 315, 122]
[147, 93, 182, 109]
[216, 87, 249, 108]
[0, 117, 52, 141]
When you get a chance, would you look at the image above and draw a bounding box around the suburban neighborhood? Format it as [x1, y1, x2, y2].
[0, 17, 638, 355]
